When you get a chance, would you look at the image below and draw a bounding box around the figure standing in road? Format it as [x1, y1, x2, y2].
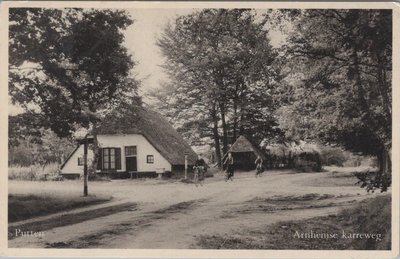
[223, 152, 235, 181]
[255, 155, 264, 177]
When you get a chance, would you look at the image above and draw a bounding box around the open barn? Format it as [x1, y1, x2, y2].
[222, 135, 266, 171]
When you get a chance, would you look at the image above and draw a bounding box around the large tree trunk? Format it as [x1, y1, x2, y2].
[233, 95, 238, 142]
[378, 148, 391, 175]
[232, 78, 242, 142]
[211, 104, 222, 167]
[352, 44, 392, 179]
[89, 121, 99, 178]
[375, 51, 392, 119]
[351, 46, 370, 115]
[219, 101, 228, 155]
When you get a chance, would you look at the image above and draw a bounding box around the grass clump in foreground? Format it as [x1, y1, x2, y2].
[198, 194, 391, 250]
[9, 194, 112, 223]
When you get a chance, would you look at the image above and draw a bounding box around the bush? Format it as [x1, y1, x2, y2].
[293, 152, 322, 172]
[319, 146, 347, 166]
[8, 163, 62, 181]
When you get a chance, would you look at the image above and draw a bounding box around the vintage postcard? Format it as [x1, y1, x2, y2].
[0, 1, 399, 258]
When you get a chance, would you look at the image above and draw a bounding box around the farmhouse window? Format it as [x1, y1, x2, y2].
[125, 146, 137, 156]
[147, 155, 154, 164]
[77, 157, 84, 166]
[101, 148, 121, 170]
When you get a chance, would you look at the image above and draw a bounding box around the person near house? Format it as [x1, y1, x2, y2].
[223, 152, 235, 181]
[255, 155, 264, 177]
[194, 155, 206, 181]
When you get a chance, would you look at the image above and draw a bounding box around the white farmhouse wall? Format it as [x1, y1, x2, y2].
[61, 145, 94, 175]
[98, 134, 171, 172]
[61, 134, 171, 175]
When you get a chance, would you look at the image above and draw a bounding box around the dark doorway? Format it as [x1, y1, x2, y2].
[232, 152, 257, 171]
[126, 156, 137, 172]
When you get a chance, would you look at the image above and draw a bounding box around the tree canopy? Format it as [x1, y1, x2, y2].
[9, 8, 140, 139]
[156, 9, 281, 165]
[269, 9, 392, 190]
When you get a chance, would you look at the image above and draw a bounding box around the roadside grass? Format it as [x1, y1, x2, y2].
[9, 163, 62, 181]
[302, 166, 376, 188]
[8, 201, 137, 240]
[9, 193, 112, 223]
[325, 166, 376, 178]
[230, 193, 357, 216]
[198, 194, 391, 250]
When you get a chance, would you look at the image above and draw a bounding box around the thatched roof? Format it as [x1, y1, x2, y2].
[225, 135, 266, 159]
[95, 104, 198, 166]
[263, 144, 289, 157]
[263, 141, 321, 157]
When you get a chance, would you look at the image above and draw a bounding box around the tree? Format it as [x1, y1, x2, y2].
[270, 10, 392, 191]
[156, 9, 279, 166]
[8, 128, 76, 167]
[9, 8, 140, 176]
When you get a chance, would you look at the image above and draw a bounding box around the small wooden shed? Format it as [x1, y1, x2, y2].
[223, 135, 266, 171]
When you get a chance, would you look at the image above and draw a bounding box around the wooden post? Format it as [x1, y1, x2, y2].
[184, 154, 188, 180]
[83, 138, 88, 196]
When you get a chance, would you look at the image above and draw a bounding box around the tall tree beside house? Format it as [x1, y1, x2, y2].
[270, 10, 392, 191]
[9, 8, 140, 174]
[156, 9, 280, 166]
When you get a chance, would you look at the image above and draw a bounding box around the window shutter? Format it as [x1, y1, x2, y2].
[97, 148, 102, 170]
[115, 148, 121, 170]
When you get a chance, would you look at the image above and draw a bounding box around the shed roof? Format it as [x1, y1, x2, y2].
[226, 135, 266, 159]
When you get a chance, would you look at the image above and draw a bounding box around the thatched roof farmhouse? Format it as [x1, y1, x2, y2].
[61, 105, 198, 178]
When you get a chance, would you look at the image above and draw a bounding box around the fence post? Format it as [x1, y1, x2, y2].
[184, 154, 188, 180]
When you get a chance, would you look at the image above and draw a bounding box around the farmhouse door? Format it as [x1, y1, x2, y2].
[125, 146, 137, 172]
[126, 156, 137, 172]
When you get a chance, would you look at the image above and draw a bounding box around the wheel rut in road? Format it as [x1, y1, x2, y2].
[44, 199, 208, 248]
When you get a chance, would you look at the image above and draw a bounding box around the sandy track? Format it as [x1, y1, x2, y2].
[8, 170, 380, 248]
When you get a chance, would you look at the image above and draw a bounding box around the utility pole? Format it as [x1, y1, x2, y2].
[83, 137, 88, 196]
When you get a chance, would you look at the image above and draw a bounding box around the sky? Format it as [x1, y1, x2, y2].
[124, 9, 196, 96]
[124, 9, 284, 98]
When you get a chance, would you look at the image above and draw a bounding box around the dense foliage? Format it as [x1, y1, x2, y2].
[9, 8, 140, 172]
[270, 10, 392, 189]
[155, 9, 282, 166]
[272, 10, 391, 159]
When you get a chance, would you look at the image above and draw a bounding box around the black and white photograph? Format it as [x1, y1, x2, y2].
[2, 1, 398, 257]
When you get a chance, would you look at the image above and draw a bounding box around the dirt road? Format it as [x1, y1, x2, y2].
[8, 169, 380, 248]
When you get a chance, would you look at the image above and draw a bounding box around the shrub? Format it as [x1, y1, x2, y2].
[8, 163, 62, 181]
[319, 146, 347, 166]
[293, 152, 322, 172]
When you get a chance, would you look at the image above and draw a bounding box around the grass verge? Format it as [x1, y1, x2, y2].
[9, 194, 112, 223]
[197, 194, 391, 250]
[9, 202, 137, 240]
